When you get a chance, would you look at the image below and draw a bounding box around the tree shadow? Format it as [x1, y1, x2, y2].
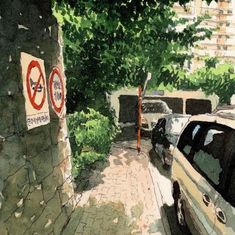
[62, 197, 166, 235]
[62, 198, 137, 235]
[73, 160, 110, 193]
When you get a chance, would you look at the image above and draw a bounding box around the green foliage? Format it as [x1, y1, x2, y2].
[146, 57, 235, 104]
[67, 108, 119, 177]
[53, 1, 214, 113]
[186, 61, 235, 103]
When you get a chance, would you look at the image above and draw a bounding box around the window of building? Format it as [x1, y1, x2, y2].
[219, 10, 223, 14]
[223, 45, 228, 50]
[226, 22, 230, 27]
[219, 22, 223, 26]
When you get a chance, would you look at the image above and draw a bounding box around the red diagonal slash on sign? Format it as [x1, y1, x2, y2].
[26, 60, 46, 110]
[49, 67, 65, 115]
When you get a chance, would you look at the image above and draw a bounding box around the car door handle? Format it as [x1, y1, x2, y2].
[202, 194, 211, 206]
[215, 207, 227, 224]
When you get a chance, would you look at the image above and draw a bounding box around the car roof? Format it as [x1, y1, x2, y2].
[189, 113, 235, 130]
[163, 113, 191, 119]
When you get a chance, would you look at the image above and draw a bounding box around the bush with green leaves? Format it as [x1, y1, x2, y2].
[67, 108, 118, 177]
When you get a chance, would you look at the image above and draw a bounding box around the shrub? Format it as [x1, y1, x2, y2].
[67, 108, 118, 177]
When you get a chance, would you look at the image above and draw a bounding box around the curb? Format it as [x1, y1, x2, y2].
[148, 163, 172, 235]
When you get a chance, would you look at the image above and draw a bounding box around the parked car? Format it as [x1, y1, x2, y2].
[151, 114, 191, 166]
[171, 113, 235, 235]
[140, 99, 172, 136]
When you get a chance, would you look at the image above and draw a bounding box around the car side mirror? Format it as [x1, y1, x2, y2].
[169, 144, 174, 154]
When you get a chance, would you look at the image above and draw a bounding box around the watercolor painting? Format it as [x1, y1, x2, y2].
[0, 0, 235, 234]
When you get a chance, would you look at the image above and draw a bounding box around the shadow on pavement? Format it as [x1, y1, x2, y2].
[62, 198, 138, 235]
[74, 160, 110, 193]
[63, 197, 166, 235]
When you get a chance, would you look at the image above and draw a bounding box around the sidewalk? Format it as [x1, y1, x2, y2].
[62, 140, 170, 235]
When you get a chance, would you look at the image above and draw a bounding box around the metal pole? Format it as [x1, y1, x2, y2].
[137, 85, 142, 153]
[142, 72, 152, 99]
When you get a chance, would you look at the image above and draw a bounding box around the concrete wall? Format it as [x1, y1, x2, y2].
[0, 1, 75, 234]
[119, 95, 138, 123]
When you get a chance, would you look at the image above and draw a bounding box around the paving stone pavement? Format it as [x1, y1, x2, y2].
[62, 140, 169, 235]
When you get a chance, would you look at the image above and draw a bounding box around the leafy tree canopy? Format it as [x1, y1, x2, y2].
[53, 0, 215, 113]
[186, 59, 235, 104]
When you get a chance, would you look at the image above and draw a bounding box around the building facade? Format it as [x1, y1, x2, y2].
[174, 0, 235, 70]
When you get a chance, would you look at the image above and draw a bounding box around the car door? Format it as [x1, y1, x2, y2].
[173, 122, 222, 235]
[211, 130, 235, 235]
[212, 191, 235, 235]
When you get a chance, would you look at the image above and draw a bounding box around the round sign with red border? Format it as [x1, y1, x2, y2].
[26, 60, 46, 110]
[49, 67, 65, 116]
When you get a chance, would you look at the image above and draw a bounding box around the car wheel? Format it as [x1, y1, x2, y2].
[151, 139, 155, 149]
[162, 152, 170, 170]
[173, 183, 188, 232]
[176, 197, 186, 226]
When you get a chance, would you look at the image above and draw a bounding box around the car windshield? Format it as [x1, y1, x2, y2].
[167, 117, 189, 134]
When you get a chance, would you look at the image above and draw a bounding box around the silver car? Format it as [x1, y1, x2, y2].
[151, 114, 191, 166]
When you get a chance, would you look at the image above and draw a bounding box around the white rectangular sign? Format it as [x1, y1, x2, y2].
[20, 52, 50, 130]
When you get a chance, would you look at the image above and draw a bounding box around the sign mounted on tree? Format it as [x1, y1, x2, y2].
[49, 67, 65, 117]
[20, 52, 50, 130]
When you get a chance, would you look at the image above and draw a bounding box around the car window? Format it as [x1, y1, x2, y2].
[178, 121, 231, 189]
[226, 167, 235, 206]
[169, 117, 189, 134]
[204, 129, 224, 146]
[153, 118, 166, 145]
[193, 126, 228, 187]
[178, 121, 206, 160]
[193, 150, 222, 185]
[192, 125, 201, 140]
[222, 131, 235, 206]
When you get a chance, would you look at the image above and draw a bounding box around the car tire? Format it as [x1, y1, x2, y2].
[162, 151, 171, 170]
[151, 140, 156, 149]
[163, 162, 170, 170]
[176, 197, 186, 226]
[173, 183, 189, 232]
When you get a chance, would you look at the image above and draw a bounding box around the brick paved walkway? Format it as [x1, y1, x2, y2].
[62, 141, 168, 235]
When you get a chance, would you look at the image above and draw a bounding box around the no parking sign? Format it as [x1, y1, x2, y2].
[20, 52, 50, 130]
[49, 67, 65, 117]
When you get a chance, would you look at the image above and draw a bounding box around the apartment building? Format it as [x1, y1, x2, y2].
[174, 0, 235, 70]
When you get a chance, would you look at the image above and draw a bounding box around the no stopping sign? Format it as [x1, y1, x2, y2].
[49, 67, 65, 116]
